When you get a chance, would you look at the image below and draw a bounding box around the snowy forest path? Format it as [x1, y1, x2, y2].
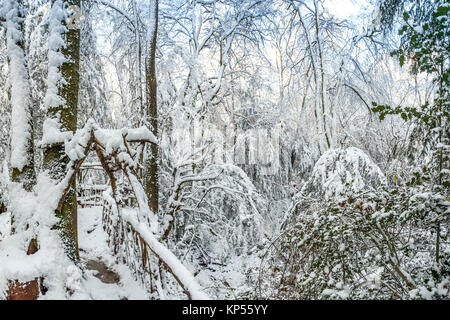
[85, 260, 120, 285]
[77, 206, 149, 299]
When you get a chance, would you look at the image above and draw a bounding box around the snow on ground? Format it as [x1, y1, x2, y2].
[194, 253, 262, 299]
[1, 204, 259, 299]
[77, 206, 149, 300]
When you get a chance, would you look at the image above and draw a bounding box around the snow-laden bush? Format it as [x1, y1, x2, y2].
[301, 146, 386, 201]
[260, 142, 449, 300]
[260, 185, 449, 299]
[282, 147, 386, 227]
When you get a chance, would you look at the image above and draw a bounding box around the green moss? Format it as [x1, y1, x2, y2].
[43, 0, 81, 262]
[51, 179, 79, 261]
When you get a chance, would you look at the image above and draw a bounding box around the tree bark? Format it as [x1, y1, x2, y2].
[43, 0, 81, 261]
[313, 0, 331, 149]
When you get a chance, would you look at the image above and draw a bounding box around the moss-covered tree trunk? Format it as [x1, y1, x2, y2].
[42, 0, 81, 261]
[145, 0, 159, 214]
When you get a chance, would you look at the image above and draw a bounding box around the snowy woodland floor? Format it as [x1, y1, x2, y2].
[74, 206, 260, 300]
[76, 206, 149, 300]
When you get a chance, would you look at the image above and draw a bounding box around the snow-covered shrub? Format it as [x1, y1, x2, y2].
[282, 147, 386, 227]
[261, 137, 449, 299]
[259, 185, 449, 299]
[301, 147, 386, 201]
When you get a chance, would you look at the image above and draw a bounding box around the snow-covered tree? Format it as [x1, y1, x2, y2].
[41, 0, 81, 261]
[3, 0, 36, 191]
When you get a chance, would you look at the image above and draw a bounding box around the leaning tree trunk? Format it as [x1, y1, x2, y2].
[42, 0, 81, 261]
[145, 0, 159, 214]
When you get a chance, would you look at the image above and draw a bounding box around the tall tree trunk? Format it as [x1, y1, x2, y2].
[435, 61, 445, 264]
[42, 0, 81, 261]
[313, 0, 331, 149]
[4, 0, 40, 300]
[6, 0, 36, 235]
[145, 0, 159, 214]
[131, 0, 144, 117]
[7, 0, 36, 192]
[295, 7, 323, 154]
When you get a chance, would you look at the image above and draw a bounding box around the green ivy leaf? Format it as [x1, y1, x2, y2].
[399, 55, 405, 67]
[436, 6, 450, 17]
[403, 12, 410, 21]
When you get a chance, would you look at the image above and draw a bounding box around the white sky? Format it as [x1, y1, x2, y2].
[323, 0, 372, 21]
